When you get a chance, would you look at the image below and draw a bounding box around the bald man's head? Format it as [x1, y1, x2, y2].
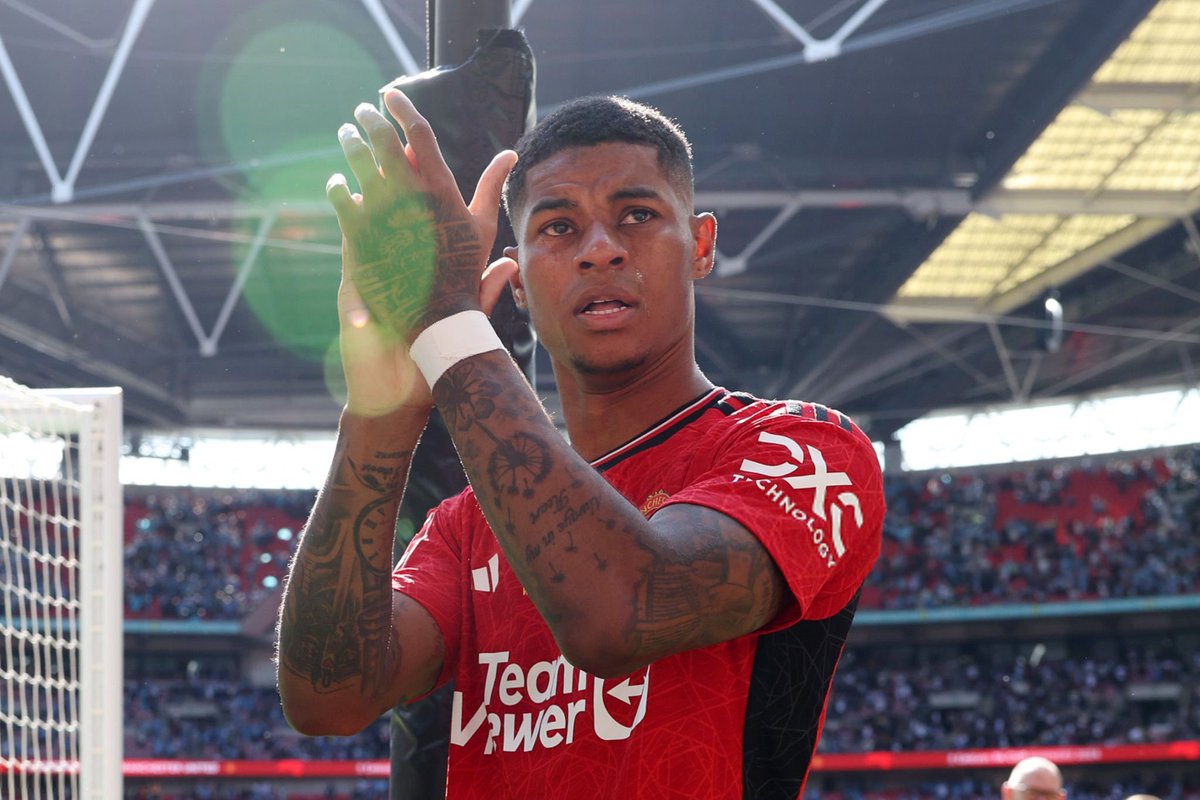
[1001, 757, 1065, 799]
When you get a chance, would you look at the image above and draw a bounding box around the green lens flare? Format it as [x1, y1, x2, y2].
[199, 3, 394, 363]
[322, 335, 349, 408]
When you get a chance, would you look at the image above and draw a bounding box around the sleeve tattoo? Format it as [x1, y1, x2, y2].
[432, 357, 785, 662]
[280, 447, 413, 701]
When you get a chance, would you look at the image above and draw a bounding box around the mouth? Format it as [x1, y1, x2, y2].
[579, 297, 634, 316]
[574, 291, 638, 330]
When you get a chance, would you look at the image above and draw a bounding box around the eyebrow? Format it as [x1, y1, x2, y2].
[526, 186, 664, 218]
[527, 197, 576, 217]
[611, 187, 662, 202]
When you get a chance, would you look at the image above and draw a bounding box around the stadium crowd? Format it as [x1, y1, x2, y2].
[126, 782, 388, 800]
[117, 447, 1200, 798]
[804, 775, 1200, 800]
[120, 447, 1200, 621]
[124, 675, 391, 760]
[124, 776, 1198, 800]
[817, 645, 1200, 753]
[123, 488, 315, 620]
[865, 446, 1200, 609]
[122, 647, 1198, 760]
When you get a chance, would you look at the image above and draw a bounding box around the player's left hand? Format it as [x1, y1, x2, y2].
[333, 238, 517, 417]
[327, 88, 517, 342]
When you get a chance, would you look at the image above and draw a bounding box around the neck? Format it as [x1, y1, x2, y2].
[553, 354, 714, 462]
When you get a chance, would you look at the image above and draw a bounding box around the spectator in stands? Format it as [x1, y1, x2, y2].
[1002, 756, 1067, 799]
[817, 641, 1200, 754]
[118, 446, 1198, 621]
[123, 488, 313, 620]
[863, 446, 1200, 610]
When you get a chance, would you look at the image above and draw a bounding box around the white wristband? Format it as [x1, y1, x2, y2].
[410, 310, 505, 388]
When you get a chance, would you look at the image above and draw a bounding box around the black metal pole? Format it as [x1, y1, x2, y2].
[391, 5, 531, 800]
[427, 0, 512, 68]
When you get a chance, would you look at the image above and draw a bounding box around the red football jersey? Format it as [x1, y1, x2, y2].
[393, 388, 884, 799]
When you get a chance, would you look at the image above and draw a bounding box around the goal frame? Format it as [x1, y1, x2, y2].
[2, 385, 124, 799]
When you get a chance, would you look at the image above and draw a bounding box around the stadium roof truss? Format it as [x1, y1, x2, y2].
[0, 0, 1198, 439]
[895, 0, 1200, 316]
[886, 0, 1200, 410]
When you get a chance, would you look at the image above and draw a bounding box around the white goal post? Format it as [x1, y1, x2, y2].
[0, 377, 123, 800]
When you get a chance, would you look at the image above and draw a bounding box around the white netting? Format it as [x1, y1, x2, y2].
[0, 376, 102, 800]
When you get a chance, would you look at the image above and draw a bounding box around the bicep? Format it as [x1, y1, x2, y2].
[632, 502, 789, 661]
[386, 591, 449, 707]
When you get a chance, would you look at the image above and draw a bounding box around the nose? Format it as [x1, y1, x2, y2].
[575, 223, 628, 270]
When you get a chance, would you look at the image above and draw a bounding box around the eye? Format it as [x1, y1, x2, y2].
[621, 208, 657, 225]
[540, 219, 574, 237]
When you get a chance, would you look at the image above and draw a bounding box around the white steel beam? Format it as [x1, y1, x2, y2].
[206, 211, 277, 356]
[512, 0, 535, 25]
[0, 33, 63, 198]
[12, 186, 1197, 223]
[0, 216, 31, 296]
[1075, 83, 1200, 113]
[986, 320, 1023, 401]
[697, 188, 973, 214]
[813, 325, 982, 405]
[1102, 258, 1200, 305]
[588, 0, 1047, 106]
[0, 0, 157, 204]
[59, 0, 157, 203]
[982, 188, 1200, 218]
[1184, 215, 1200, 260]
[716, 197, 803, 276]
[138, 210, 278, 357]
[137, 213, 210, 353]
[836, 0, 892, 42]
[1020, 353, 1043, 400]
[32, 225, 75, 330]
[358, 0, 421, 76]
[1038, 313, 1200, 398]
[984, 218, 1176, 315]
[748, 0, 820, 50]
[0, 0, 116, 48]
[0, 313, 181, 410]
[747, 0, 889, 62]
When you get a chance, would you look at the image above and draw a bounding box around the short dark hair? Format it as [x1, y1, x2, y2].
[502, 95, 694, 222]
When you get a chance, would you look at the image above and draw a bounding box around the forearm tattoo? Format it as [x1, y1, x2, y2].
[280, 446, 410, 700]
[434, 355, 784, 661]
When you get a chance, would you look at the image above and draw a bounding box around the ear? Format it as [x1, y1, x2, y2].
[690, 212, 717, 280]
[505, 245, 527, 308]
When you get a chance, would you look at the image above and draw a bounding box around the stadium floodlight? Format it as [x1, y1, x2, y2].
[0, 377, 123, 800]
[1042, 292, 1064, 353]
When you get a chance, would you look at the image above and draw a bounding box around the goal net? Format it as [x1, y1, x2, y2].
[0, 377, 122, 799]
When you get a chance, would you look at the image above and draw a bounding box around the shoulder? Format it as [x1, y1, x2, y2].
[717, 393, 877, 460]
[687, 393, 884, 617]
[692, 391, 884, 518]
[716, 394, 885, 537]
[420, 484, 489, 538]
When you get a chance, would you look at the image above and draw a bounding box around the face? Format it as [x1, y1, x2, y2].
[508, 142, 716, 382]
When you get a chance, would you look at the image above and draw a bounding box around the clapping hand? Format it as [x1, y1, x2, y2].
[326, 89, 517, 416]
